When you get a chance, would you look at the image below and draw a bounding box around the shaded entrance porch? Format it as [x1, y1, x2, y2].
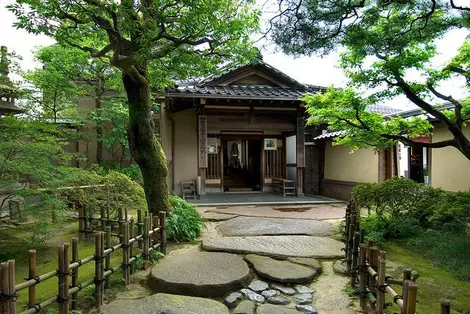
[189, 192, 339, 206]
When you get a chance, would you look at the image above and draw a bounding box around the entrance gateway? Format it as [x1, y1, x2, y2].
[158, 57, 327, 197]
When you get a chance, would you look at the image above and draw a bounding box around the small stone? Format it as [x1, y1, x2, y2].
[294, 285, 314, 294]
[294, 293, 313, 305]
[224, 292, 243, 309]
[270, 283, 296, 295]
[267, 296, 290, 305]
[234, 300, 256, 314]
[332, 260, 348, 276]
[248, 279, 269, 292]
[295, 304, 318, 314]
[240, 288, 265, 303]
[261, 290, 279, 298]
[257, 304, 300, 314]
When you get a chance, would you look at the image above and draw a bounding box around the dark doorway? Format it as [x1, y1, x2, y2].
[223, 139, 262, 191]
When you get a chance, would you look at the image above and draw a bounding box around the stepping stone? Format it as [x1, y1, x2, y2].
[148, 250, 251, 297]
[270, 283, 296, 295]
[294, 293, 313, 305]
[267, 296, 290, 305]
[294, 285, 314, 294]
[256, 304, 300, 314]
[101, 293, 229, 314]
[224, 292, 243, 309]
[202, 212, 238, 221]
[217, 216, 333, 236]
[248, 279, 269, 292]
[296, 304, 318, 314]
[287, 257, 322, 272]
[114, 283, 152, 300]
[261, 289, 279, 298]
[245, 254, 316, 284]
[333, 260, 348, 276]
[202, 236, 344, 258]
[234, 300, 256, 314]
[240, 288, 265, 303]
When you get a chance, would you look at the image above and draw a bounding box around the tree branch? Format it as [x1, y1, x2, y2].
[382, 134, 457, 149]
[427, 83, 463, 127]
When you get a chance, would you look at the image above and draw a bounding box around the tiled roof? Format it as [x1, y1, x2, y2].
[168, 84, 325, 100]
[314, 130, 345, 140]
[368, 104, 402, 115]
[0, 100, 22, 114]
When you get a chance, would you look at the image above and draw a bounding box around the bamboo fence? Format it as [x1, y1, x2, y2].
[0, 209, 167, 314]
[344, 199, 452, 314]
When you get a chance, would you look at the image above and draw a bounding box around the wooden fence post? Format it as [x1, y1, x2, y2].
[159, 211, 167, 255]
[351, 231, 360, 286]
[129, 218, 135, 264]
[369, 246, 379, 295]
[376, 256, 386, 314]
[100, 207, 106, 232]
[346, 222, 354, 275]
[152, 215, 159, 247]
[64, 243, 70, 314]
[118, 209, 124, 239]
[71, 238, 78, 311]
[440, 300, 450, 314]
[122, 221, 130, 285]
[402, 279, 411, 314]
[7, 260, 16, 314]
[358, 244, 367, 309]
[137, 210, 143, 249]
[105, 226, 112, 289]
[143, 216, 149, 261]
[28, 250, 36, 309]
[57, 245, 67, 314]
[406, 283, 418, 314]
[95, 232, 104, 310]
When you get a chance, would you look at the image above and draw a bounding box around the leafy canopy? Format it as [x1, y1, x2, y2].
[272, 0, 470, 158]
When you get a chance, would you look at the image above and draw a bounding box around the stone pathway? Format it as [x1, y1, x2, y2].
[202, 235, 344, 258]
[104, 203, 355, 314]
[216, 216, 333, 236]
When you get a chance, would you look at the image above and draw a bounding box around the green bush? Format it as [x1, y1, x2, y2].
[429, 191, 470, 231]
[167, 196, 202, 242]
[360, 214, 421, 246]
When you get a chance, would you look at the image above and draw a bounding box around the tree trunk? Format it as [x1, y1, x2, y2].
[122, 65, 170, 213]
[455, 131, 470, 161]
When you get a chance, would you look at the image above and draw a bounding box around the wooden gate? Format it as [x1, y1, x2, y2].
[303, 143, 324, 195]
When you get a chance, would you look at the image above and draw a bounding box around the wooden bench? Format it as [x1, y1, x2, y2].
[272, 178, 296, 197]
[181, 180, 197, 200]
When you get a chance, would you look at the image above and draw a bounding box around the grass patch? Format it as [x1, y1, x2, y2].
[383, 241, 470, 314]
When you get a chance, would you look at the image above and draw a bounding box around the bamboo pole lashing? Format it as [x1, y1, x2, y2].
[71, 238, 78, 311]
[27, 250, 36, 309]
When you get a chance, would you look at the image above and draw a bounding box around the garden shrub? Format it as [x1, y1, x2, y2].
[167, 196, 202, 242]
[429, 191, 470, 231]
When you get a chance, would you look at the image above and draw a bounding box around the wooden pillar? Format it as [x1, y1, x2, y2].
[296, 113, 305, 196]
[198, 100, 208, 196]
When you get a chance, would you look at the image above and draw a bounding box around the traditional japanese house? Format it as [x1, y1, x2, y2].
[158, 58, 327, 196]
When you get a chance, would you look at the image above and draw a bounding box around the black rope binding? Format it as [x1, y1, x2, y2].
[0, 291, 19, 302]
[393, 294, 403, 304]
[56, 269, 71, 277]
[56, 295, 69, 304]
[31, 303, 42, 313]
[377, 283, 390, 293]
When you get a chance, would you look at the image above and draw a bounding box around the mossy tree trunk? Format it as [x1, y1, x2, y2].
[122, 63, 170, 213]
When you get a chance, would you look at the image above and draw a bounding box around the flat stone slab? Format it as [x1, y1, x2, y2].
[202, 236, 343, 258]
[101, 293, 229, 314]
[256, 304, 300, 314]
[148, 250, 251, 297]
[202, 211, 238, 221]
[217, 217, 333, 236]
[245, 254, 316, 284]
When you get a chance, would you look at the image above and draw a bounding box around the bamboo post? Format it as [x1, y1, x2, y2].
[152, 215, 159, 246]
[27, 250, 36, 309]
[406, 283, 418, 314]
[370, 247, 379, 295]
[402, 268, 412, 312]
[63, 243, 70, 314]
[71, 238, 78, 311]
[143, 216, 149, 261]
[6, 260, 15, 314]
[105, 226, 112, 289]
[159, 211, 167, 255]
[125, 208, 128, 222]
[58, 245, 66, 314]
[122, 222, 130, 284]
[94, 232, 104, 310]
[402, 279, 412, 314]
[148, 213, 153, 246]
[137, 210, 143, 249]
[118, 209, 124, 238]
[358, 244, 367, 309]
[351, 231, 360, 286]
[78, 207, 84, 241]
[440, 300, 450, 314]
[129, 218, 135, 261]
[0, 262, 8, 313]
[346, 223, 354, 275]
[376, 256, 386, 314]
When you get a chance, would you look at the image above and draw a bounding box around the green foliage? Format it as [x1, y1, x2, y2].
[167, 196, 202, 242]
[112, 164, 143, 185]
[272, 0, 470, 158]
